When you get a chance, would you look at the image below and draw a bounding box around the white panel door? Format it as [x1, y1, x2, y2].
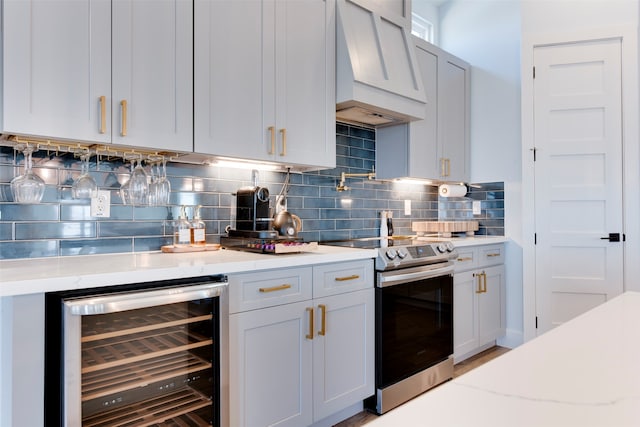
[229, 301, 313, 427]
[2, 0, 111, 142]
[112, 0, 193, 152]
[533, 39, 624, 334]
[312, 289, 374, 421]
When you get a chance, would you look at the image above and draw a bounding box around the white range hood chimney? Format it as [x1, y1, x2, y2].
[336, 0, 427, 127]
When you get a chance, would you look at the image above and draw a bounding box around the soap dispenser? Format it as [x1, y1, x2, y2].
[173, 205, 191, 247]
[190, 205, 206, 246]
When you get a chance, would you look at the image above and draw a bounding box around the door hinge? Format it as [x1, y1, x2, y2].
[535, 316, 538, 329]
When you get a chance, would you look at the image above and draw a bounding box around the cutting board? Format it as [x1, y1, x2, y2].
[412, 221, 479, 237]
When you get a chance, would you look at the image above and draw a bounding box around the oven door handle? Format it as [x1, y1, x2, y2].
[64, 282, 228, 315]
[378, 264, 455, 288]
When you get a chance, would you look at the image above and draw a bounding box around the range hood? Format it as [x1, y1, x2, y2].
[336, 0, 427, 127]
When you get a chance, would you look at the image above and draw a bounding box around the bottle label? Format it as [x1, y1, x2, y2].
[178, 229, 191, 245]
[193, 228, 206, 244]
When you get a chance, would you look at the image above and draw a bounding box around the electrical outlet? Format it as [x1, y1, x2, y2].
[91, 190, 111, 217]
[404, 200, 411, 215]
[472, 200, 482, 215]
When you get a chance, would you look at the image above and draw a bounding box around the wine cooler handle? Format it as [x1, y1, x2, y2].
[65, 281, 228, 315]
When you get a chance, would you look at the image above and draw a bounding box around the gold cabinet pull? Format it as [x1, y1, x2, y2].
[99, 96, 106, 134]
[440, 158, 446, 177]
[268, 126, 275, 154]
[306, 307, 314, 340]
[474, 273, 482, 294]
[280, 128, 287, 156]
[482, 272, 488, 293]
[486, 253, 501, 257]
[446, 158, 451, 177]
[318, 304, 327, 336]
[457, 257, 473, 262]
[120, 100, 128, 136]
[258, 284, 292, 293]
[334, 274, 360, 282]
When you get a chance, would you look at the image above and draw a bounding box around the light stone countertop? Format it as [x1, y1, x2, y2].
[416, 235, 508, 247]
[0, 245, 377, 297]
[367, 291, 640, 427]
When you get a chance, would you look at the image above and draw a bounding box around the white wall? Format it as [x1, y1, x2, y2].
[438, 0, 524, 347]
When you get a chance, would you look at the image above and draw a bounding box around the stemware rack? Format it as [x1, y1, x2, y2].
[0, 134, 187, 165]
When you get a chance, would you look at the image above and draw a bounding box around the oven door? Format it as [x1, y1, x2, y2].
[376, 263, 454, 389]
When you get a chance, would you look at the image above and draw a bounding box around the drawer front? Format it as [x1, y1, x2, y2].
[313, 259, 374, 298]
[454, 247, 478, 273]
[478, 244, 504, 267]
[229, 267, 313, 313]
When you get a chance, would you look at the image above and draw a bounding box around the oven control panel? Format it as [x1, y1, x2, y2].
[377, 241, 457, 270]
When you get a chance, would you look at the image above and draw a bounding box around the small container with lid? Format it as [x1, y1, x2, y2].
[190, 205, 206, 246]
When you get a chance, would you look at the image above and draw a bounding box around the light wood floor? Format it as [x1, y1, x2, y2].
[333, 346, 510, 427]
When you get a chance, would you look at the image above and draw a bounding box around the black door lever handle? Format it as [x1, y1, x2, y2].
[601, 233, 621, 242]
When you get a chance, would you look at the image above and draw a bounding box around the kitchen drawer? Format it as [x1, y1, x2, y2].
[312, 260, 374, 298]
[478, 244, 504, 268]
[229, 267, 313, 314]
[454, 247, 478, 273]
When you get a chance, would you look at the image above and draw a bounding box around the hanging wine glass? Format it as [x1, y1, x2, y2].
[128, 157, 149, 205]
[147, 161, 159, 206]
[10, 146, 45, 203]
[119, 160, 133, 205]
[72, 152, 97, 199]
[156, 158, 171, 205]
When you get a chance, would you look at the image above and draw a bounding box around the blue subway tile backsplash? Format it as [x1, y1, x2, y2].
[0, 123, 504, 259]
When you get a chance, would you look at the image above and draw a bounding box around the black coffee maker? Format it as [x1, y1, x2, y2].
[236, 186, 270, 231]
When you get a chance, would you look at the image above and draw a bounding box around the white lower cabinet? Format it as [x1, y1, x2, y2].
[229, 260, 374, 427]
[454, 244, 506, 362]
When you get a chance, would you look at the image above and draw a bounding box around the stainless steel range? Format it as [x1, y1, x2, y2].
[325, 237, 457, 414]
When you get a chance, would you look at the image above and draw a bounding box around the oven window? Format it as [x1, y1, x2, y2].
[376, 275, 453, 388]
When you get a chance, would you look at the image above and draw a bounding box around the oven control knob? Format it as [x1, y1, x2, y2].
[385, 248, 398, 260]
[446, 242, 455, 252]
[397, 248, 408, 259]
[437, 243, 448, 253]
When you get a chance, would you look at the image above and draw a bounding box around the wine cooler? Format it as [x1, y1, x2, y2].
[44, 275, 228, 427]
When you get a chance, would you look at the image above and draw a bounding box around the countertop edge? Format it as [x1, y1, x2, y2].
[0, 246, 377, 297]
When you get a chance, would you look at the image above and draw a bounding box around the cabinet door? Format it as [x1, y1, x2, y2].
[439, 55, 470, 182]
[478, 265, 506, 346]
[195, 0, 336, 169]
[274, 0, 336, 169]
[2, 0, 111, 142]
[409, 38, 440, 180]
[194, 0, 266, 160]
[230, 301, 313, 427]
[453, 270, 479, 360]
[312, 289, 374, 421]
[112, 0, 193, 152]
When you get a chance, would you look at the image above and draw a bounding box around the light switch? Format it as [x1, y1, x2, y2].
[472, 200, 482, 215]
[404, 200, 411, 215]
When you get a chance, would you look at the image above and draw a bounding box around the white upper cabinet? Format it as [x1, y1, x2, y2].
[2, 0, 111, 143]
[2, 0, 193, 153]
[112, 0, 193, 152]
[376, 37, 470, 182]
[194, 0, 336, 170]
